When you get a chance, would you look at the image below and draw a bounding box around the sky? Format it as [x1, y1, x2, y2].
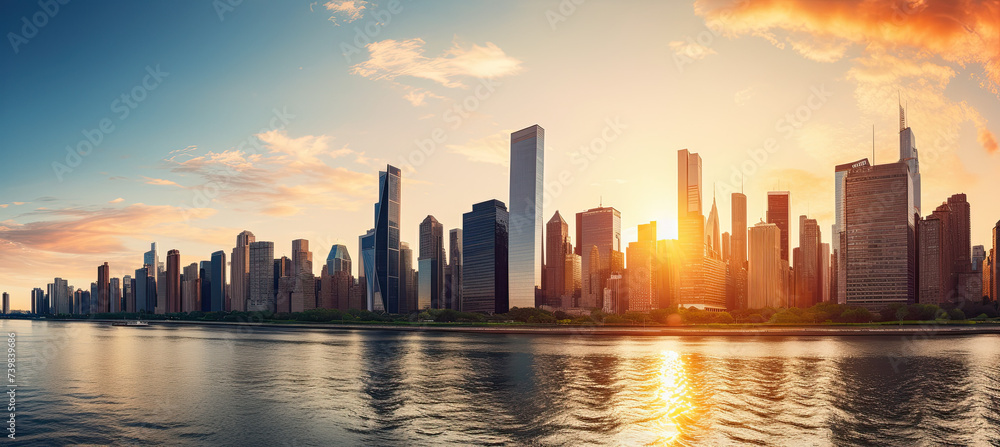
[1, 0, 998, 310]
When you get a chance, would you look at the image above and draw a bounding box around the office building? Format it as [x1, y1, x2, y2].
[230, 230, 255, 312]
[326, 244, 351, 276]
[794, 216, 822, 308]
[576, 206, 621, 309]
[361, 165, 402, 313]
[400, 242, 416, 313]
[209, 251, 226, 312]
[462, 199, 509, 313]
[544, 211, 571, 304]
[448, 228, 462, 310]
[419, 215, 445, 309]
[248, 241, 275, 312]
[833, 158, 870, 305]
[97, 262, 110, 313]
[508, 124, 545, 310]
[181, 262, 200, 312]
[767, 192, 791, 262]
[749, 221, 783, 308]
[166, 250, 181, 313]
[844, 162, 915, 310]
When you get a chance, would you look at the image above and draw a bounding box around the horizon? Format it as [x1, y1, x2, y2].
[2, 0, 999, 309]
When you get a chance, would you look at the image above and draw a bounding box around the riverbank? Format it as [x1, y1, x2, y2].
[52, 318, 1000, 337]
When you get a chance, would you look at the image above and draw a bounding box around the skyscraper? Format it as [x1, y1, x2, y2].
[2, 293, 8, 314]
[144, 243, 159, 275]
[705, 195, 721, 259]
[399, 242, 416, 313]
[49, 278, 69, 315]
[899, 104, 921, 215]
[363, 165, 402, 313]
[794, 216, 822, 308]
[833, 158, 870, 305]
[200, 261, 212, 312]
[166, 250, 181, 313]
[576, 206, 621, 309]
[918, 210, 947, 305]
[230, 230, 255, 312]
[248, 241, 275, 312]
[748, 221, 783, 309]
[181, 262, 200, 312]
[508, 124, 544, 310]
[677, 149, 726, 310]
[973, 245, 986, 272]
[110, 277, 121, 313]
[677, 149, 704, 263]
[462, 199, 509, 314]
[731, 193, 747, 268]
[97, 262, 110, 313]
[211, 250, 227, 312]
[845, 162, 915, 310]
[326, 244, 351, 276]
[767, 191, 791, 262]
[31, 288, 45, 315]
[545, 211, 570, 303]
[448, 228, 462, 310]
[993, 221, 1000, 302]
[627, 221, 658, 312]
[288, 239, 317, 313]
[419, 215, 445, 309]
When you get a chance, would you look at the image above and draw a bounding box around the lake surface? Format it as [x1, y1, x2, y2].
[5, 319, 1000, 446]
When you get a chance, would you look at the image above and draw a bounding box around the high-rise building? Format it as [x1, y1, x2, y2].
[918, 210, 947, 305]
[627, 221, 659, 313]
[199, 261, 212, 312]
[97, 262, 110, 313]
[230, 230, 255, 312]
[603, 273, 626, 314]
[833, 158, 870, 305]
[678, 149, 704, 263]
[109, 277, 121, 313]
[677, 149, 726, 310]
[986, 249, 996, 301]
[209, 251, 226, 312]
[973, 245, 986, 272]
[144, 243, 159, 275]
[462, 199, 509, 314]
[2, 293, 8, 314]
[448, 228, 462, 310]
[749, 221, 783, 309]
[705, 196, 721, 259]
[993, 221, 1000, 302]
[419, 215, 445, 309]
[576, 206, 621, 309]
[287, 239, 317, 313]
[181, 262, 200, 313]
[399, 242, 416, 313]
[820, 243, 831, 303]
[732, 193, 747, 268]
[794, 216, 822, 308]
[166, 250, 181, 313]
[544, 211, 570, 304]
[31, 288, 45, 315]
[326, 245, 351, 276]
[48, 278, 69, 314]
[508, 124, 545, 310]
[845, 162, 915, 310]
[248, 241, 275, 312]
[361, 165, 402, 313]
[767, 192, 791, 262]
[899, 105, 921, 215]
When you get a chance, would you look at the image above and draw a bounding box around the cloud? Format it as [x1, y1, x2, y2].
[0, 204, 216, 255]
[446, 131, 511, 166]
[0, 205, 7, 209]
[162, 130, 373, 213]
[11, 202, 26, 206]
[351, 38, 523, 89]
[669, 40, 718, 61]
[402, 87, 446, 106]
[324, 0, 368, 24]
[143, 176, 183, 187]
[694, 0, 1000, 157]
[109, 198, 125, 204]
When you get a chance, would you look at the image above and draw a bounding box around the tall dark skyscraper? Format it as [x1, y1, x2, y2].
[200, 261, 212, 312]
[166, 249, 181, 313]
[97, 262, 110, 313]
[362, 165, 402, 313]
[419, 215, 445, 309]
[576, 206, 622, 309]
[448, 228, 462, 310]
[210, 250, 226, 312]
[545, 211, 570, 303]
[993, 221, 1000, 302]
[462, 200, 509, 314]
[767, 191, 791, 262]
[845, 162, 915, 309]
[248, 241, 275, 312]
[508, 124, 544, 310]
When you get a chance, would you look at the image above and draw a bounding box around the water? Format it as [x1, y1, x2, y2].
[5, 319, 1000, 446]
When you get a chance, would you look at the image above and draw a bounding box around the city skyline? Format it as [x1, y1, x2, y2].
[3, 0, 1000, 309]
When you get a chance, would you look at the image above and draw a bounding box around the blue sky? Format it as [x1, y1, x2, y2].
[1, 0, 998, 308]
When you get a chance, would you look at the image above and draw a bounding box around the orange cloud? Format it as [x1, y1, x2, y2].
[143, 176, 183, 187]
[324, 0, 367, 24]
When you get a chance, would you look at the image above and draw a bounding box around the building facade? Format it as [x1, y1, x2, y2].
[508, 125, 545, 310]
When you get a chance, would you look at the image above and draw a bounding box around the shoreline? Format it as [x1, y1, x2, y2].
[25, 318, 1000, 337]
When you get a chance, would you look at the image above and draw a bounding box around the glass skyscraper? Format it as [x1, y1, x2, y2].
[833, 158, 869, 305]
[210, 250, 226, 312]
[326, 244, 351, 276]
[508, 125, 544, 309]
[362, 165, 402, 313]
[575, 206, 621, 309]
[462, 200, 509, 314]
[767, 192, 790, 262]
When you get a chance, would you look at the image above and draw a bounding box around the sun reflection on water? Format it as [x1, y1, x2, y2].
[651, 350, 694, 445]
